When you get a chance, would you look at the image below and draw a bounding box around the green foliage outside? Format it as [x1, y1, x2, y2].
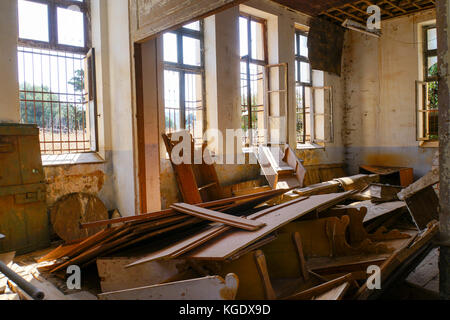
[20, 70, 87, 132]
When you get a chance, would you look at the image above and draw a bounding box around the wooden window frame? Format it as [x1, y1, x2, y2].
[18, 0, 92, 55]
[163, 21, 206, 140]
[416, 24, 438, 142]
[239, 13, 268, 146]
[295, 30, 312, 145]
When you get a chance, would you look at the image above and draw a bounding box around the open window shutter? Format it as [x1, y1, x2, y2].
[84, 48, 98, 152]
[312, 86, 334, 144]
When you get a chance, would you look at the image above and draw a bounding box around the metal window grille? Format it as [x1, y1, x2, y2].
[163, 21, 205, 145]
[239, 13, 268, 147]
[17, 0, 96, 155]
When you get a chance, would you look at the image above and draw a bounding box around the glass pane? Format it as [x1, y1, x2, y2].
[295, 60, 299, 82]
[300, 35, 308, 57]
[428, 55, 438, 77]
[185, 73, 203, 141]
[18, 0, 49, 42]
[239, 17, 249, 57]
[164, 70, 180, 132]
[57, 7, 84, 47]
[300, 62, 310, 83]
[163, 33, 178, 63]
[427, 28, 437, 51]
[251, 20, 265, 61]
[183, 36, 201, 66]
[183, 21, 200, 31]
[294, 34, 298, 56]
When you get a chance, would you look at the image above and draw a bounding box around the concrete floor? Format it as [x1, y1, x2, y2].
[382, 248, 440, 299]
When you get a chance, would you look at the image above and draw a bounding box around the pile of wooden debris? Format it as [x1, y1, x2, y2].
[4, 137, 439, 300]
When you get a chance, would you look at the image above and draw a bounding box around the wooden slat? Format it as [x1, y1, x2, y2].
[126, 196, 311, 268]
[314, 282, 350, 300]
[286, 273, 353, 300]
[171, 203, 266, 231]
[184, 192, 354, 261]
[80, 188, 286, 229]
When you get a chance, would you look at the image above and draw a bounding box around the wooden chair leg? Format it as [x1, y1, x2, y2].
[254, 250, 276, 300]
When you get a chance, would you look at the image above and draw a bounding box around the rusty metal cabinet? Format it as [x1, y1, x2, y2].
[0, 124, 50, 254]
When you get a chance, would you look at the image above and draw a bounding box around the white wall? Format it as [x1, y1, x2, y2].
[343, 9, 437, 177]
[106, 0, 137, 216]
[0, 0, 20, 122]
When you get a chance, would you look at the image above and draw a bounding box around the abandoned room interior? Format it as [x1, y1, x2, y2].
[0, 0, 449, 302]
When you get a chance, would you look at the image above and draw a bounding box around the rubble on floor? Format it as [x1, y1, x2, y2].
[0, 144, 440, 300]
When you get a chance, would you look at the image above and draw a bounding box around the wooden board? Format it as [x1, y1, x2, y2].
[337, 201, 406, 223]
[126, 196, 311, 267]
[98, 273, 239, 300]
[97, 257, 185, 293]
[314, 282, 349, 300]
[50, 193, 108, 242]
[171, 203, 266, 231]
[184, 192, 353, 260]
[162, 133, 202, 204]
[404, 186, 439, 231]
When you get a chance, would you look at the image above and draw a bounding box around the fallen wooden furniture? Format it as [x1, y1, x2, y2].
[360, 165, 413, 187]
[257, 145, 306, 189]
[397, 169, 439, 230]
[127, 192, 353, 267]
[39, 189, 288, 274]
[98, 273, 239, 300]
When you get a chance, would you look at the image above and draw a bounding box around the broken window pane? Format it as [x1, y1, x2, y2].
[18, 0, 49, 42]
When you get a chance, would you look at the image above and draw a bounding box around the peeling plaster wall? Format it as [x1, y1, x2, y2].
[43, 153, 115, 210]
[343, 9, 437, 179]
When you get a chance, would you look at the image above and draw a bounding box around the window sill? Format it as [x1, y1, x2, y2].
[297, 142, 325, 150]
[419, 141, 439, 148]
[42, 152, 106, 167]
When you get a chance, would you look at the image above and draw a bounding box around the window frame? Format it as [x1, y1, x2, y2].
[295, 29, 312, 145]
[18, 0, 91, 55]
[17, 0, 98, 155]
[239, 13, 268, 146]
[162, 21, 206, 139]
[423, 24, 438, 82]
[416, 24, 438, 142]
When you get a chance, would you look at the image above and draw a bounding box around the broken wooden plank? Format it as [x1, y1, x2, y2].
[397, 168, 439, 201]
[286, 273, 353, 300]
[80, 188, 286, 229]
[171, 203, 266, 231]
[98, 273, 239, 300]
[162, 133, 203, 204]
[404, 186, 439, 231]
[97, 257, 185, 293]
[314, 282, 350, 300]
[336, 200, 406, 223]
[184, 192, 354, 261]
[126, 197, 311, 267]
